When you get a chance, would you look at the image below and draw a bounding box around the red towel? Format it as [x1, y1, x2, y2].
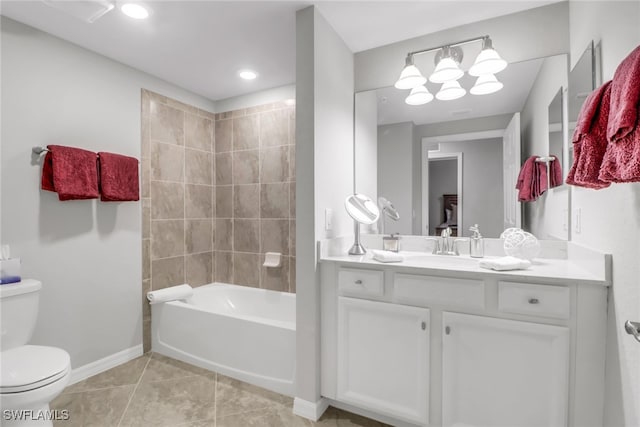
[549, 155, 563, 188]
[607, 44, 640, 142]
[98, 152, 139, 202]
[41, 145, 99, 200]
[599, 45, 640, 183]
[566, 81, 612, 189]
[517, 156, 542, 202]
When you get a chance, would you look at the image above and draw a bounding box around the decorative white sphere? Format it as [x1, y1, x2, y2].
[501, 228, 540, 260]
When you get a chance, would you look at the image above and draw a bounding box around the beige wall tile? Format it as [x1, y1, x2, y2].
[142, 239, 150, 280]
[261, 256, 289, 292]
[288, 145, 296, 181]
[260, 110, 288, 147]
[215, 251, 233, 283]
[186, 252, 213, 287]
[215, 153, 232, 185]
[215, 185, 233, 218]
[216, 111, 232, 121]
[186, 184, 213, 219]
[260, 183, 289, 218]
[185, 149, 212, 185]
[289, 220, 296, 256]
[215, 219, 233, 251]
[260, 146, 289, 183]
[151, 220, 185, 259]
[151, 142, 184, 182]
[289, 257, 296, 293]
[233, 253, 260, 287]
[141, 161, 150, 198]
[215, 120, 232, 153]
[289, 182, 296, 217]
[142, 279, 151, 322]
[234, 219, 259, 253]
[186, 219, 213, 254]
[166, 97, 200, 115]
[232, 150, 259, 184]
[152, 256, 185, 290]
[142, 198, 151, 239]
[150, 101, 184, 145]
[260, 219, 289, 255]
[234, 184, 259, 218]
[143, 319, 151, 353]
[233, 115, 259, 150]
[151, 181, 184, 219]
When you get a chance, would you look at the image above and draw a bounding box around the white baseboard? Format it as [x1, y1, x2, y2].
[68, 344, 144, 385]
[293, 397, 329, 421]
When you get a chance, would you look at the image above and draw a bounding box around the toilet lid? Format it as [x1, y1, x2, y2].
[1, 345, 70, 393]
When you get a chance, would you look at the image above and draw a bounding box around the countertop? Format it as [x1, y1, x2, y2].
[320, 251, 609, 286]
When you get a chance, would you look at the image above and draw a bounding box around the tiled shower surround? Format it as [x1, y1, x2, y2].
[141, 90, 296, 351]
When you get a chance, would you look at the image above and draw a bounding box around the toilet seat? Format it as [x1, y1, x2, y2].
[1, 345, 71, 394]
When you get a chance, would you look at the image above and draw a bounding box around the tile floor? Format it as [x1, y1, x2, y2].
[51, 353, 390, 427]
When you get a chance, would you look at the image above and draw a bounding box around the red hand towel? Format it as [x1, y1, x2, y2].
[516, 156, 538, 202]
[566, 81, 612, 189]
[537, 159, 549, 196]
[607, 44, 640, 142]
[98, 152, 139, 202]
[549, 155, 563, 188]
[41, 145, 99, 200]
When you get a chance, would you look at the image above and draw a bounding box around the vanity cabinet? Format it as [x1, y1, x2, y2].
[320, 262, 608, 427]
[337, 297, 430, 425]
[442, 312, 570, 427]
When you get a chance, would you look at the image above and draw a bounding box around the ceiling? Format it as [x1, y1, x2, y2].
[375, 58, 544, 126]
[1, 1, 561, 101]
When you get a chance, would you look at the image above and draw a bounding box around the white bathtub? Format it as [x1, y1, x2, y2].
[151, 283, 296, 396]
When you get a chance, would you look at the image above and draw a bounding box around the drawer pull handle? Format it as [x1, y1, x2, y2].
[528, 298, 540, 304]
[354, 280, 363, 285]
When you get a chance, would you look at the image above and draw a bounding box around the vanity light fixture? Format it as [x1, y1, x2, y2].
[405, 85, 434, 105]
[470, 73, 504, 95]
[469, 37, 508, 76]
[238, 70, 258, 80]
[395, 35, 507, 105]
[120, 3, 149, 19]
[436, 80, 467, 101]
[394, 55, 427, 90]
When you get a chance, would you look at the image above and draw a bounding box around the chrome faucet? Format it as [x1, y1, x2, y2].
[427, 227, 468, 256]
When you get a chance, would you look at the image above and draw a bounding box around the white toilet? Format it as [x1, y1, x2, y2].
[0, 280, 71, 427]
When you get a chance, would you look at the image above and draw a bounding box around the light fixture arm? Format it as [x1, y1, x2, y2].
[406, 35, 490, 59]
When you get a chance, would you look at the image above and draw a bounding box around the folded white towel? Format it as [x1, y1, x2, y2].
[147, 284, 193, 304]
[479, 256, 531, 271]
[371, 249, 404, 263]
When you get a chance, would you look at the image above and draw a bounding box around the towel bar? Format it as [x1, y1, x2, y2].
[535, 156, 557, 190]
[32, 146, 49, 155]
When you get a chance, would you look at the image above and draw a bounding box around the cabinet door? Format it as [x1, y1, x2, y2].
[442, 312, 569, 427]
[337, 297, 429, 425]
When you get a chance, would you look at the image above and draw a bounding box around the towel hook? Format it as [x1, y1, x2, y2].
[32, 146, 49, 155]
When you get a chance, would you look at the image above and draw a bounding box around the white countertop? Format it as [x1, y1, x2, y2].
[320, 251, 609, 286]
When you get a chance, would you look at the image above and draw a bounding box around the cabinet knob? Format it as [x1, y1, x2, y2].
[421, 321, 427, 330]
[528, 298, 540, 304]
[354, 280, 363, 285]
[445, 326, 451, 335]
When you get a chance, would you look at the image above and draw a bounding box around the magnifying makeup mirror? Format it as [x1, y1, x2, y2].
[345, 194, 380, 255]
[378, 197, 400, 234]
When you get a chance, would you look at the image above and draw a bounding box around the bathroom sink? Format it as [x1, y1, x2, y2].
[398, 252, 481, 268]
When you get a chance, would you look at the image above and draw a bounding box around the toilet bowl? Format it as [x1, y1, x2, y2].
[0, 280, 72, 426]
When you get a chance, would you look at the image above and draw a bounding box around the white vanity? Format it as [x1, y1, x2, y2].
[320, 237, 610, 427]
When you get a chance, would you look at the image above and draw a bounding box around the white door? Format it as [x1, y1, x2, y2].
[442, 312, 570, 427]
[337, 297, 430, 425]
[503, 113, 521, 229]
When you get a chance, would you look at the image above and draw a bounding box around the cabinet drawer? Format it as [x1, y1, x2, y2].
[338, 268, 384, 297]
[498, 282, 570, 319]
[394, 274, 484, 309]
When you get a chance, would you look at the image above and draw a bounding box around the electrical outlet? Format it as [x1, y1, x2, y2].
[325, 208, 333, 231]
[563, 209, 568, 231]
[574, 208, 582, 234]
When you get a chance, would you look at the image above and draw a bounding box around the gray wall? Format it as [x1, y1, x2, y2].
[355, 90, 378, 207]
[295, 6, 354, 404]
[568, 2, 640, 425]
[378, 122, 414, 234]
[0, 17, 216, 368]
[428, 159, 457, 235]
[429, 138, 504, 238]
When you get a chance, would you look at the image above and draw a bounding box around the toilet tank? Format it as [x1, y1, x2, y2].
[0, 279, 41, 351]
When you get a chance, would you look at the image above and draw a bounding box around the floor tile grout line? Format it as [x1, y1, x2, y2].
[116, 355, 152, 427]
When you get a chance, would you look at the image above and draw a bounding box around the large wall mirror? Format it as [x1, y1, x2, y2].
[355, 54, 571, 239]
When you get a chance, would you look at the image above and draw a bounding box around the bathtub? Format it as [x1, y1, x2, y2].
[151, 283, 296, 396]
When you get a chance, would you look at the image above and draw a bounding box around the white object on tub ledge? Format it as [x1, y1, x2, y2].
[147, 284, 193, 304]
[263, 252, 281, 267]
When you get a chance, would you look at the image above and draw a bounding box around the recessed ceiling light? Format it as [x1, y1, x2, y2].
[121, 3, 149, 20]
[238, 70, 258, 80]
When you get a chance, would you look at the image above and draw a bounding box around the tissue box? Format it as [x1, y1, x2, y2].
[0, 258, 21, 284]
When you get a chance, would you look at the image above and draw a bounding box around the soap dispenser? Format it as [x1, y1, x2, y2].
[469, 224, 484, 258]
